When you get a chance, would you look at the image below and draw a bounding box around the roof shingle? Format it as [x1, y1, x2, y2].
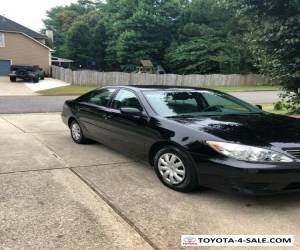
[0, 15, 47, 39]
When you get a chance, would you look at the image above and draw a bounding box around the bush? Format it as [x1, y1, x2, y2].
[273, 101, 283, 111]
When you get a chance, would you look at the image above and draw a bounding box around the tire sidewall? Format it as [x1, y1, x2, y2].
[154, 146, 198, 192]
[70, 120, 84, 144]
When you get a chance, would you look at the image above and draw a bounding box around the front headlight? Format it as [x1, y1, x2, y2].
[207, 141, 294, 162]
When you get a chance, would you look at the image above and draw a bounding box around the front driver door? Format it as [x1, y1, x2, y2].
[104, 89, 151, 158]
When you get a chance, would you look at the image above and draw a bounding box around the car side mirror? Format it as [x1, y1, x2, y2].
[120, 107, 142, 117]
[256, 105, 263, 110]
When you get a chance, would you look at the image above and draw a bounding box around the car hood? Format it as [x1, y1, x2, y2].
[170, 113, 300, 148]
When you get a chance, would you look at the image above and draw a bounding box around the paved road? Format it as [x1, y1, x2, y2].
[232, 91, 282, 104]
[0, 96, 75, 114]
[0, 91, 282, 114]
[1, 113, 300, 250]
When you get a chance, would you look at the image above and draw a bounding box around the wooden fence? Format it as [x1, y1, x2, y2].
[51, 66, 272, 87]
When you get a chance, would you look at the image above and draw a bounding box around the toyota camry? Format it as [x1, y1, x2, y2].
[62, 86, 300, 194]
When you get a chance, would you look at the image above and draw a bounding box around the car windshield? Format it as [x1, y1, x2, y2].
[143, 90, 262, 117]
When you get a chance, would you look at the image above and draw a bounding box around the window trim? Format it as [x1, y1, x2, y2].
[0, 33, 5, 47]
[78, 87, 117, 108]
[109, 88, 147, 114]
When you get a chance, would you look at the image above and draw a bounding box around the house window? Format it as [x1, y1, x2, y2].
[0, 33, 5, 47]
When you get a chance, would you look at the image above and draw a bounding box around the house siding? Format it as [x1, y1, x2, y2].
[0, 32, 51, 75]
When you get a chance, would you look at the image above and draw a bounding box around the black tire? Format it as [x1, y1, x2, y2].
[154, 146, 198, 192]
[40, 75, 45, 80]
[70, 120, 87, 144]
[33, 77, 39, 83]
[10, 76, 16, 82]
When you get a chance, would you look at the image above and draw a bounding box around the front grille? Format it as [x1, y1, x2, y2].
[285, 149, 300, 159]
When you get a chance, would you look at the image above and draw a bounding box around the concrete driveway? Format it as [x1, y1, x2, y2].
[0, 76, 69, 96]
[0, 76, 36, 96]
[1, 113, 300, 250]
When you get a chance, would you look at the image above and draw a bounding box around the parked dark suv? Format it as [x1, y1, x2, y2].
[9, 65, 45, 83]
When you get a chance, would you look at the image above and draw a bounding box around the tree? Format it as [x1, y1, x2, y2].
[231, 0, 300, 113]
[43, 0, 97, 57]
[43, 0, 257, 75]
[165, 0, 254, 74]
[66, 20, 93, 66]
[103, 0, 182, 70]
[64, 10, 108, 69]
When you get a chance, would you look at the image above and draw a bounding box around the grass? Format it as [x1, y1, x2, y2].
[211, 85, 281, 92]
[262, 104, 289, 115]
[37, 85, 99, 96]
[37, 84, 281, 96]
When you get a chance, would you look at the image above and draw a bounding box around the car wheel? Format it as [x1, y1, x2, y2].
[40, 75, 45, 80]
[154, 146, 198, 192]
[10, 76, 16, 82]
[70, 120, 87, 144]
[33, 77, 39, 83]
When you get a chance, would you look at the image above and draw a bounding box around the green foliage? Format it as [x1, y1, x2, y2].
[43, 0, 96, 56]
[274, 101, 283, 111]
[166, 38, 233, 74]
[43, 0, 254, 73]
[42, 0, 299, 111]
[103, 0, 181, 70]
[66, 20, 93, 65]
[231, 0, 300, 113]
[165, 0, 254, 74]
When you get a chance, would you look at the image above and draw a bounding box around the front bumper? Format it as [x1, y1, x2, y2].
[191, 153, 300, 195]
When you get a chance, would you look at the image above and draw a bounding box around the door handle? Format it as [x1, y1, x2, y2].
[79, 106, 90, 112]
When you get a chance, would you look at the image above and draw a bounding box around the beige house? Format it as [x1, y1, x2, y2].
[0, 15, 53, 75]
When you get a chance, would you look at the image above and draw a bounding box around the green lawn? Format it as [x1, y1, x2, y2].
[262, 104, 288, 115]
[37, 85, 99, 96]
[37, 84, 281, 96]
[211, 85, 280, 92]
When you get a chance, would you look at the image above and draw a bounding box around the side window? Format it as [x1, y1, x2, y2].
[85, 88, 115, 107]
[112, 89, 143, 111]
[0, 33, 5, 47]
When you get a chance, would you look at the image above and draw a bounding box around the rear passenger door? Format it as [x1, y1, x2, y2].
[76, 88, 116, 142]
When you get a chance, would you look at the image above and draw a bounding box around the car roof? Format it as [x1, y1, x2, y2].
[117, 85, 221, 93]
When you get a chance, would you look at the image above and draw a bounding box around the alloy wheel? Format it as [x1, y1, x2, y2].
[71, 122, 81, 141]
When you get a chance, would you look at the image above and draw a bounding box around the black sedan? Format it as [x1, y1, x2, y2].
[62, 86, 300, 194]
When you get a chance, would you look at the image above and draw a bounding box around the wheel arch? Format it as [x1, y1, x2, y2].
[68, 116, 77, 128]
[148, 141, 188, 166]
